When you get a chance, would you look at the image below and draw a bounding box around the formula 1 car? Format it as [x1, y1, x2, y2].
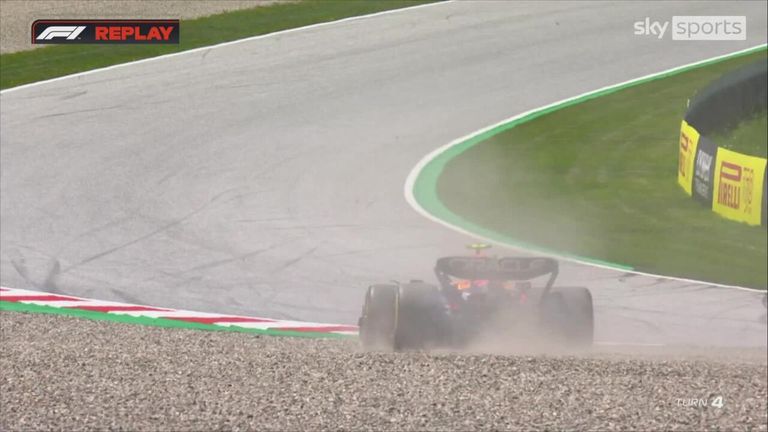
[358, 244, 593, 351]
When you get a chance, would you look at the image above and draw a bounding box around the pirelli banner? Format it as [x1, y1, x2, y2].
[712, 148, 767, 226]
[678, 120, 700, 196]
[679, 123, 767, 225]
[678, 57, 767, 227]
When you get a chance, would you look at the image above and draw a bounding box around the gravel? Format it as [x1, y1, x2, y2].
[0, 0, 279, 53]
[2, 311, 766, 431]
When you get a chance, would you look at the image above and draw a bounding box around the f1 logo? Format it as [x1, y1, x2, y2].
[32, 20, 179, 45]
[36, 26, 86, 40]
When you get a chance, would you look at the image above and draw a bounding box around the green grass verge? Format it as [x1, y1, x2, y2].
[0, 301, 353, 339]
[0, 0, 438, 90]
[436, 50, 768, 289]
[713, 112, 768, 158]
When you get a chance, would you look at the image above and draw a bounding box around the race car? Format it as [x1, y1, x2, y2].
[358, 244, 593, 351]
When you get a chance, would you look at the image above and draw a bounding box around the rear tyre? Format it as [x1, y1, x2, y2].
[540, 287, 594, 348]
[359, 284, 398, 351]
[394, 283, 444, 350]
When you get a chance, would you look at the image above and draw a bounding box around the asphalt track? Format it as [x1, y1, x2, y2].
[1, 1, 767, 347]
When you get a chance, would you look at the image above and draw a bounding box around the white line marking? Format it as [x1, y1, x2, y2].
[107, 310, 233, 318]
[404, 43, 768, 294]
[0, 287, 58, 296]
[214, 321, 285, 329]
[10, 300, 117, 308]
[0, 1, 453, 95]
[214, 320, 350, 329]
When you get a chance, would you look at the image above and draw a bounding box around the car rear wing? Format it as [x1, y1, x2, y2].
[434, 256, 559, 287]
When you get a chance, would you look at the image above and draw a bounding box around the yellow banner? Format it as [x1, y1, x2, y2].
[712, 147, 767, 226]
[678, 120, 700, 195]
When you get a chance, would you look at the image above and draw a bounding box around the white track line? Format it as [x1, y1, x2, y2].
[404, 44, 768, 294]
[0, 1, 452, 95]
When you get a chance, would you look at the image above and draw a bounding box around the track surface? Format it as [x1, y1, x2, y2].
[1, 1, 767, 346]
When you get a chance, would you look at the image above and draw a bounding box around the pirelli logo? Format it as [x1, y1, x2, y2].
[717, 161, 743, 209]
[711, 146, 765, 226]
[32, 20, 179, 45]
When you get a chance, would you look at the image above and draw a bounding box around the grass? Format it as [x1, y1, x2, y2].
[0, 0, 438, 90]
[713, 112, 768, 158]
[437, 50, 768, 289]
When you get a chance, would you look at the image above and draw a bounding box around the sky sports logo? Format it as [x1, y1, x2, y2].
[32, 20, 179, 45]
[634, 16, 746, 40]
